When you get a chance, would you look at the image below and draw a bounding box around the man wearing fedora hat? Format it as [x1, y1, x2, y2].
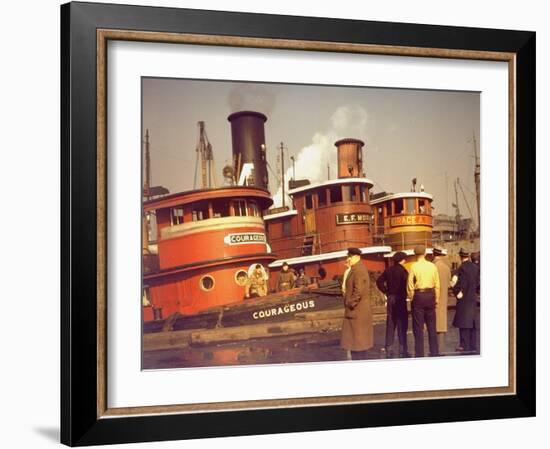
[340, 247, 373, 360]
[376, 251, 410, 358]
[451, 248, 480, 352]
[407, 245, 440, 357]
[276, 262, 296, 292]
[433, 247, 451, 352]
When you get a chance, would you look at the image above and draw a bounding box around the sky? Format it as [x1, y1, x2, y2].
[142, 77, 480, 221]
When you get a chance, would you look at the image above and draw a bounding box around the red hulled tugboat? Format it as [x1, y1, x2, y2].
[143, 185, 275, 318]
[264, 137, 390, 288]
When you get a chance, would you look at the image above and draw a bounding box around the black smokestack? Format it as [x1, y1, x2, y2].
[228, 111, 269, 189]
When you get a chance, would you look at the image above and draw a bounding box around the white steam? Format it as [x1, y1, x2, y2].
[228, 85, 276, 115]
[271, 105, 369, 207]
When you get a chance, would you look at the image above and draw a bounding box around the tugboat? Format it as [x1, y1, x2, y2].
[370, 187, 435, 265]
[264, 137, 390, 286]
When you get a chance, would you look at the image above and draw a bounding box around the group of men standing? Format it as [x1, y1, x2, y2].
[340, 245, 480, 360]
[276, 262, 311, 292]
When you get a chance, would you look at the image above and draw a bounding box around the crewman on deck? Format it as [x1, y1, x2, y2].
[407, 245, 440, 357]
[276, 262, 296, 292]
[245, 264, 268, 298]
[294, 267, 311, 288]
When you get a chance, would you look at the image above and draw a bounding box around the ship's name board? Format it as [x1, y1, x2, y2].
[267, 206, 289, 215]
[252, 299, 316, 320]
[336, 213, 372, 225]
[389, 215, 433, 227]
[224, 232, 267, 245]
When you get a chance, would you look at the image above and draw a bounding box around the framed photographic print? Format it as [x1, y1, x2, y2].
[61, 1, 535, 446]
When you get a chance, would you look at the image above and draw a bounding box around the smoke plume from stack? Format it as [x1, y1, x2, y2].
[271, 105, 369, 207]
[228, 85, 276, 115]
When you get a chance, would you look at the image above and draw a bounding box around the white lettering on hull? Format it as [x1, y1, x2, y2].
[224, 233, 267, 245]
[252, 300, 316, 319]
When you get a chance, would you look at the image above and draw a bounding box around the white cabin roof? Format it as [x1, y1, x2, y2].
[269, 246, 392, 268]
[370, 192, 433, 205]
[287, 177, 374, 195]
[263, 209, 299, 221]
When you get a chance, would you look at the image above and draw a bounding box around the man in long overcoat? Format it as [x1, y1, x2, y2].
[341, 247, 373, 360]
[451, 248, 480, 352]
[433, 247, 451, 352]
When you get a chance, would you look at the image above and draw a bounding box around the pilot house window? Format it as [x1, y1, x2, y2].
[249, 201, 260, 217]
[305, 194, 313, 209]
[317, 189, 327, 207]
[233, 199, 248, 217]
[192, 202, 209, 221]
[419, 199, 427, 214]
[360, 185, 368, 202]
[170, 207, 184, 225]
[212, 199, 230, 218]
[406, 198, 416, 214]
[329, 185, 342, 203]
[394, 199, 404, 214]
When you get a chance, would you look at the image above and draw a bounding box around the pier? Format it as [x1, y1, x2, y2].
[143, 302, 479, 369]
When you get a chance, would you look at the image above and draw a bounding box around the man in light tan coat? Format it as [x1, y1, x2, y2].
[341, 247, 373, 360]
[433, 247, 451, 352]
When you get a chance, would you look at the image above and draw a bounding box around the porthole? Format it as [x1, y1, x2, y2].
[200, 275, 215, 291]
[235, 270, 248, 286]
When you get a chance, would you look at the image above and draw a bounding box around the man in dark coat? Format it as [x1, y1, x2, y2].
[376, 251, 409, 358]
[341, 247, 373, 360]
[294, 267, 310, 288]
[276, 262, 296, 292]
[451, 248, 480, 352]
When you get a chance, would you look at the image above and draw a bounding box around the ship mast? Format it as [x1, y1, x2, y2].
[452, 178, 461, 238]
[142, 129, 169, 250]
[144, 129, 151, 200]
[142, 129, 151, 254]
[195, 121, 216, 189]
[473, 132, 481, 232]
[457, 177, 476, 235]
[279, 142, 286, 208]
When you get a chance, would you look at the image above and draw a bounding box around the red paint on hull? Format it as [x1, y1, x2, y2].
[146, 257, 275, 317]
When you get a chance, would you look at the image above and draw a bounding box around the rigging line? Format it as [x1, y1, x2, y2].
[193, 146, 199, 189]
[266, 161, 281, 184]
[458, 181, 476, 226]
[372, 179, 387, 193]
[145, 143, 153, 188]
[462, 182, 477, 198]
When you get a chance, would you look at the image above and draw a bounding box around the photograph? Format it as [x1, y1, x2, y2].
[56, 1, 536, 445]
[141, 78, 481, 369]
